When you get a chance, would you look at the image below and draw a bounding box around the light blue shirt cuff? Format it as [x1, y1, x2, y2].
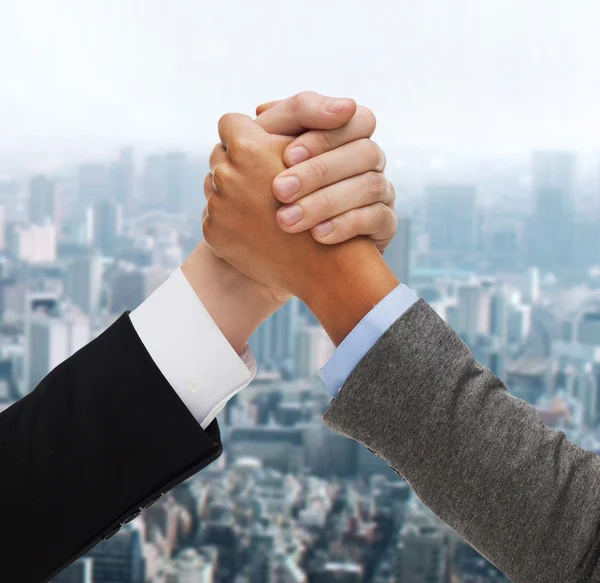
[319, 284, 418, 397]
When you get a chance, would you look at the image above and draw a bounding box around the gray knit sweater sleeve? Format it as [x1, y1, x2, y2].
[322, 299, 600, 583]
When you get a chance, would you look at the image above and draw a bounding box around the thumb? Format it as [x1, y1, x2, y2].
[255, 91, 356, 135]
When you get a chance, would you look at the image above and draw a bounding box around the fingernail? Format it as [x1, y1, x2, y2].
[313, 220, 333, 237]
[287, 146, 309, 165]
[274, 175, 300, 199]
[279, 205, 304, 226]
[324, 98, 349, 114]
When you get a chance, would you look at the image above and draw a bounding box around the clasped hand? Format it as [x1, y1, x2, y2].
[203, 91, 397, 303]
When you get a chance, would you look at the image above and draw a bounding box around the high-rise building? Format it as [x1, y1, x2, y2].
[142, 152, 189, 213]
[27, 306, 91, 390]
[0, 204, 5, 250]
[165, 548, 217, 583]
[51, 558, 93, 583]
[109, 147, 135, 212]
[396, 524, 447, 583]
[29, 175, 58, 226]
[87, 529, 145, 583]
[67, 253, 103, 315]
[110, 266, 170, 313]
[250, 298, 300, 378]
[385, 216, 411, 285]
[11, 224, 57, 264]
[93, 199, 123, 257]
[295, 324, 334, 379]
[425, 185, 477, 256]
[456, 282, 491, 345]
[78, 163, 109, 206]
[531, 150, 576, 270]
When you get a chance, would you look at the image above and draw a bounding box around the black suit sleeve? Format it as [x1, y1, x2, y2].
[0, 313, 223, 583]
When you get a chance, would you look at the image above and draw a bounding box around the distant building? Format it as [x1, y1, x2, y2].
[250, 298, 300, 379]
[67, 253, 103, 315]
[29, 175, 58, 226]
[78, 163, 109, 206]
[110, 147, 135, 212]
[110, 266, 171, 313]
[295, 324, 334, 379]
[164, 547, 216, 583]
[87, 529, 145, 583]
[50, 558, 93, 583]
[396, 524, 447, 583]
[27, 306, 91, 390]
[11, 223, 57, 264]
[530, 150, 576, 271]
[425, 185, 477, 256]
[93, 199, 123, 257]
[385, 216, 411, 285]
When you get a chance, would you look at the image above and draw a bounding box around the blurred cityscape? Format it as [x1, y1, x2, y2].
[1, 146, 599, 582]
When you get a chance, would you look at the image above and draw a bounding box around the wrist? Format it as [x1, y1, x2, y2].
[299, 238, 399, 346]
[182, 241, 281, 354]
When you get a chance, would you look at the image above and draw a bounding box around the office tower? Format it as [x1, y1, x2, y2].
[456, 282, 490, 345]
[296, 324, 334, 379]
[110, 147, 135, 211]
[531, 150, 576, 270]
[524, 266, 540, 304]
[29, 174, 58, 225]
[385, 216, 411, 284]
[313, 563, 363, 583]
[228, 426, 305, 473]
[0, 204, 5, 249]
[67, 253, 103, 315]
[396, 524, 447, 583]
[490, 288, 508, 344]
[12, 224, 57, 264]
[425, 185, 477, 255]
[27, 306, 91, 390]
[165, 548, 217, 583]
[250, 297, 300, 378]
[87, 529, 145, 583]
[142, 152, 188, 212]
[78, 163, 109, 206]
[51, 558, 93, 583]
[110, 266, 171, 312]
[93, 199, 123, 257]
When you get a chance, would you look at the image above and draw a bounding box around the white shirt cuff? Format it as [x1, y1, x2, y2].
[129, 268, 256, 430]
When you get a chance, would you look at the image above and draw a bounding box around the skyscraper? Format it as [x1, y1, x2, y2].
[67, 253, 103, 315]
[87, 529, 145, 583]
[78, 163, 109, 206]
[385, 216, 411, 284]
[141, 152, 189, 213]
[109, 147, 135, 212]
[531, 150, 576, 271]
[425, 185, 477, 256]
[27, 306, 91, 390]
[29, 175, 58, 226]
[250, 298, 300, 378]
[93, 199, 123, 257]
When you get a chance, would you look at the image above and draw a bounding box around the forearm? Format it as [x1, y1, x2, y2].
[323, 300, 600, 583]
[298, 238, 399, 346]
[182, 241, 279, 353]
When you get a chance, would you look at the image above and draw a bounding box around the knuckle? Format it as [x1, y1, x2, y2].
[312, 130, 334, 152]
[377, 202, 398, 230]
[319, 187, 336, 210]
[386, 180, 396, 205]
[364, 171, 388, 198]
[310, 157, 329, 182]
[212, 164, 232, 190]
[217, 113, 234, 134]
[228, 136, 256, 159]
[355, 106, 377, 136]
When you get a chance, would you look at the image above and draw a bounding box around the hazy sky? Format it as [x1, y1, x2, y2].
[2, 0, 600, 158]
